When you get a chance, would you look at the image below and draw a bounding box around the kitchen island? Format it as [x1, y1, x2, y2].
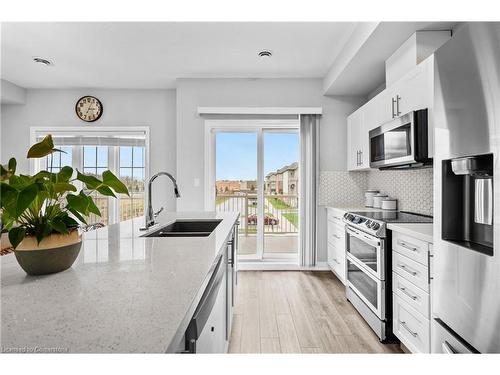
[1, 211, 239, 353]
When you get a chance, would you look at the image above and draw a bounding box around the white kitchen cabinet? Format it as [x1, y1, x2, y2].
[391, 230, 432, 353]
[347, 109, 370, 171]
[327, 208, 347, 284]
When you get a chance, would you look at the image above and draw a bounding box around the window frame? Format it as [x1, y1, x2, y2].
[30, 126, 150, 225]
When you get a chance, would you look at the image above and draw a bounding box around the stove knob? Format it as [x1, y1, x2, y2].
[372, 223, 380, 230]
[365, 220, 371, 227]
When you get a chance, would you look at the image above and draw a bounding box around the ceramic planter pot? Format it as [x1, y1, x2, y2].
[11, 231, 82, 276]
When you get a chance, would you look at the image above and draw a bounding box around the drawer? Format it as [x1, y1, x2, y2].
[393, 272, 430, 318]
[327, 221, 345, 248]
[328, 243, 346, 284]
[392, 231, 429, 266]
[431, 319, 476, 353]
[327, 207, 346, 226]
[393, 294, 430, 353]
[393, 251, 429, 292]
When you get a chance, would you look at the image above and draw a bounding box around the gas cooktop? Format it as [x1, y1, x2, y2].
[343, 211, 433, 237]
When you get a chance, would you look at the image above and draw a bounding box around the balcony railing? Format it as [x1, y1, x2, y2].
[216, 192, 299, 235]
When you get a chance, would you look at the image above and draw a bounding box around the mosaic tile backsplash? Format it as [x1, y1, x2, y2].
[319, 168, 433, 216]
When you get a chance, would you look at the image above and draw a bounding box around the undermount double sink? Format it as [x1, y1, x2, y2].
[143, 219, 222, 237]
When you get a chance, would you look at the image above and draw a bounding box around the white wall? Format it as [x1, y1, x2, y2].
[1, 88, 177, 211]
[175, 78, 364, 262]
[1, 79, 27, 105]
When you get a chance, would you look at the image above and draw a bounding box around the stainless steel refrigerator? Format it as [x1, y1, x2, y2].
[433, 22, 500, 353]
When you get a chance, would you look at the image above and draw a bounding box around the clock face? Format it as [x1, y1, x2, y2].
[76, 96, 103, 122]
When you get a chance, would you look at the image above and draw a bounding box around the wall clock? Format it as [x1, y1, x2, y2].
[75, 96, 103, 122]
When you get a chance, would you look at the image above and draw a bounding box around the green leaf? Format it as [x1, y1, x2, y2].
[57, 166, 73, 182]
[27, 135, 56, 158]
[85, 194, 101, 216]
[16, 184, 39, 216]
[31, 170, 53, 181]
[1, 182, 17, 209]
[53, 182, 77, 194]
[102, 170, 129, 196]
[76, 170, 102, 190]
[61, 213, 79, 229]
[67, 207, 87, 225]
[66, 193, 89, 215]
[8, 175, 31, 190]
[8, 227, 26, 249]
[96, 185, 116, 197]
[51, 217, 69, 235]
[8, 158, 16, 174]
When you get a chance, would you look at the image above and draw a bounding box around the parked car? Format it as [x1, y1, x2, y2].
[247, 214, 278, 225]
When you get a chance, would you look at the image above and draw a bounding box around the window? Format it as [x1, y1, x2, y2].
[32, 129, 148, 226]
[119, 146, 145, 222]
[45, 146, 72, 173]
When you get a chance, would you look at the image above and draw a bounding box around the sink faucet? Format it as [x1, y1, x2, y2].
[140, 172, 181, 230]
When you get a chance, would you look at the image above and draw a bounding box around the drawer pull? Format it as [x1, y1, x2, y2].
[400, 241, 418, 252]
[333, 234, 341, 240]
[399, 264, 418, 276]
[333, 258, 341, 265]
[400, 321, 418, 337]
[399, 286, 418, 301]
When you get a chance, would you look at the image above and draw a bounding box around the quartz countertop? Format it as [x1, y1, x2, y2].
[325, 206, 385, 213]
[387, 223, 433, 243]
[1, 211, 239, 353]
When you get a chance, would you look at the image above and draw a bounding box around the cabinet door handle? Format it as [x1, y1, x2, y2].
[400, 321, 418, 337]
[399, 286, 418, 300]
[359, 150, 363, 165]
[356, 150, 360, 166]
[396, 95, 401, 116]
[400, 241, 418, 252]
[399, 264, 418, 276]
[333, 234, 341, 239]
[392, 97, 397, 118]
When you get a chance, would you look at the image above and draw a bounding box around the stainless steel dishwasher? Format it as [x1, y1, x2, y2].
[183, 254, 227, 353]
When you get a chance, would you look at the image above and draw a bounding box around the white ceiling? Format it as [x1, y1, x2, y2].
[1, 22, 357, 89]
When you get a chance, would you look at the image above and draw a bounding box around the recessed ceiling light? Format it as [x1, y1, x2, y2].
[33, 57, 54, 66]
[258, 50, 273, 58]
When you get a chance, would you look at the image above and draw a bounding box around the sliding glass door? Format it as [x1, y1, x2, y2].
[210, 121, 299, 261]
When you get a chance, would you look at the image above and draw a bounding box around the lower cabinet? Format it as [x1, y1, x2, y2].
[393, 294, 430, 353]
[391, 230, 432, 353]
[327, 208, 346, 284]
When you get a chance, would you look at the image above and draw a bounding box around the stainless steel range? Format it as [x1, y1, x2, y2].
[343, 211, 432, 342]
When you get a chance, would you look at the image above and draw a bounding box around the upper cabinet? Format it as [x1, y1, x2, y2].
[347, 108, 370, 171]
[347, 55, 435, 172]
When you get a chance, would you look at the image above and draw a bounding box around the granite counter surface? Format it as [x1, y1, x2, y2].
[1, 212, 239, 353]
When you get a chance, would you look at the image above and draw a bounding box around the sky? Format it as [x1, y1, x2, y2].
[216, 132, 299, 181]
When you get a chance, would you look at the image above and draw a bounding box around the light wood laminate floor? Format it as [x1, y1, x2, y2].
[228, 271, 403, 354]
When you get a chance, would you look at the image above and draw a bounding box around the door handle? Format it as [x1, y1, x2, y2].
[442, 341, 457, 354]
[399, 264, 418, 276]
[399, 286, 418, 300]
[359, 150, 363, 166]
[392, 97, 397, 118]
[396, 95, 401, 116]
[400, 321, 418, 337]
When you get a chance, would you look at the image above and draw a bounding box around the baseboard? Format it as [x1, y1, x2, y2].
[238, 261, 331, 271]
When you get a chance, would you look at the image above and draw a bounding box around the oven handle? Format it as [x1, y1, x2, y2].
[345, 226, 381, 248]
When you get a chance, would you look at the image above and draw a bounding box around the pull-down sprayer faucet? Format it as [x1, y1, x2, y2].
[140, 172, 180, 230]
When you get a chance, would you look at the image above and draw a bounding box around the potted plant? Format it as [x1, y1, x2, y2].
[0, 135, 129, 275]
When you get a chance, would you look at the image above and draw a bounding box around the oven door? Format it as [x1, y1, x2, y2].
[347, 255, 385, 319]
[345, 226, 385, 280]
[369, 111, 415, 168]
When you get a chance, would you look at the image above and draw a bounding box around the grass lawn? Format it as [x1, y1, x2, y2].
[283, 212, 299, 228]
[267, 197, 290, 209]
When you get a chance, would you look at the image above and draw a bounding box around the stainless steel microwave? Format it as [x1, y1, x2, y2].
[369, 109, 431, 169]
